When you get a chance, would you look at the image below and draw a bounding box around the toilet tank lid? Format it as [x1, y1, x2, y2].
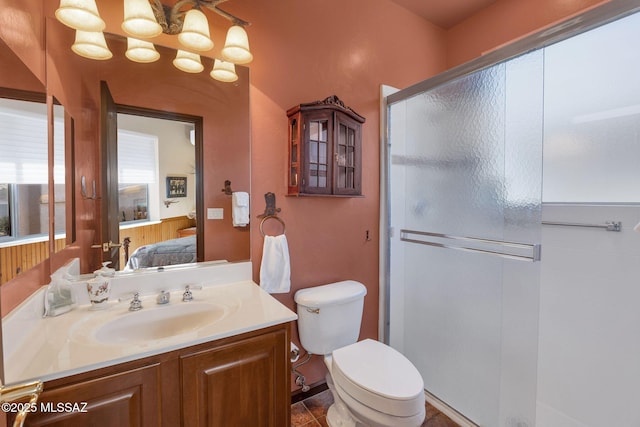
[294, 281, 367, 308]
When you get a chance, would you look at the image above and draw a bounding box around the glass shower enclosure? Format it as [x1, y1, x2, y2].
[385, 51, 544, 426]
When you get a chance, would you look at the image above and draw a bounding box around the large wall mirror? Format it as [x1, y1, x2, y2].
[46, 17, 251, 273]
[0, 12, 250, 292]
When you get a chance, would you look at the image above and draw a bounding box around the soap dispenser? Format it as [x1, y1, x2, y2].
[86, 262, 115, 310]
[94, 261, 116, 278]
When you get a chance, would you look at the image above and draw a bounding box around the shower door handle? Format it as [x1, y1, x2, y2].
[400, 229, 541, 262]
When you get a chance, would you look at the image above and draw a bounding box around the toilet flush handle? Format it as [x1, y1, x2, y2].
[306, 307, 320, 314]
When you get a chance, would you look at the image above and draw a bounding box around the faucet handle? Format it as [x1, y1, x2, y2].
[182, 284, 203, 302]
[129, 292, 143, 311]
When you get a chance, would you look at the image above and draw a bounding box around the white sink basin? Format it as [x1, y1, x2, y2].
[93, 302, 228, 344]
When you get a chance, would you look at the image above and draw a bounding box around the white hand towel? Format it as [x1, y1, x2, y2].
[260, 235, 291, 294]
[232, 192, 250, 227]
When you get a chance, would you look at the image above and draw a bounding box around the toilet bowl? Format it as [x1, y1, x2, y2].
[294, 281, 425, 427]
[326, 339, 425, 427]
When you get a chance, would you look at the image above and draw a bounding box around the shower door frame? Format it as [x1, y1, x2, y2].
[380, 0, 640, 422]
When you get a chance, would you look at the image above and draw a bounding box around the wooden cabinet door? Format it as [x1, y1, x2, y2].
[181, 328, 289, 427]
[19, 364, 161, 427]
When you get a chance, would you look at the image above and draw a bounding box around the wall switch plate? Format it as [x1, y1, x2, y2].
[207, 208, 224, 220]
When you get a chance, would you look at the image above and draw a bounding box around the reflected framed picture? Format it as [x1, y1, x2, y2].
[166, 176, 187, 198]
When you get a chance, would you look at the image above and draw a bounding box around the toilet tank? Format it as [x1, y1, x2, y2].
[294, 281, 367, 355]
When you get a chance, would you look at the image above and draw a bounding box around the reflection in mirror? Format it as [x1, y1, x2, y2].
[0, 91, 51, 285]
[116, 112, 197, 271]
[0, 95, 69, 275]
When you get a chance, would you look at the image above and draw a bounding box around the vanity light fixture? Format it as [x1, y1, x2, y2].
[210, 59, 238, 82]
[71, 30, 113, 60]
[55, 0, 252, 83]
[55, 0, 105, 32]
[178, 8, 214, 51]
[221, 25, 252, 64]
[122, 0, 163, 38]
[125, 38, 160, 63]
[173, 49, 205, 73]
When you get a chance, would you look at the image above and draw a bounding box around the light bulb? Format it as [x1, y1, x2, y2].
[210, 59, 238, 82]
[173, 50, 204, 73]
[122, 0, 163, 38]
[55, 0, 105, 32]
[178, 9, 214, 52]
[221, 25, 253, 64]
[125, 38, 160, 63]
[71, 30, 112, 60]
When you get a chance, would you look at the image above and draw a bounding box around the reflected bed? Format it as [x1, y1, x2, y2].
[124, 235, 196, 271]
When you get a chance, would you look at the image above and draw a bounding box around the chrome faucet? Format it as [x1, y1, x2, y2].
[156, 290, 171, 305]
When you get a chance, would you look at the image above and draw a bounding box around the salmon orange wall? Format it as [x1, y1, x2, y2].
[229, 0, 447, 390]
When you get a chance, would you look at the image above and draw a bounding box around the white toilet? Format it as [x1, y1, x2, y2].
[294, 280, 425, 427]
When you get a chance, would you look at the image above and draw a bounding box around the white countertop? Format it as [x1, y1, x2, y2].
[3, 262, 297, 385]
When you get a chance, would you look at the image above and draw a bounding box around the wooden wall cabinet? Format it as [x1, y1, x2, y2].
[12, 324, 290, 427]
[287, 96, 365, 197]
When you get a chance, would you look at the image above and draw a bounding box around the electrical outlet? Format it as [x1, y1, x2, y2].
[207, 208, 224, 220]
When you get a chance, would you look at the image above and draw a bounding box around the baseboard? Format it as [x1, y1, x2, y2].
[291, 381, 329, 404]
[425, 389, 478, 427]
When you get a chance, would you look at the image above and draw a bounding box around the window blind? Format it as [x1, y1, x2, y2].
[117, 129, 158, 184]
[0, 101, 49, 184]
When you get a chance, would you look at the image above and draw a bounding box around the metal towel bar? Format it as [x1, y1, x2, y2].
[400, 229, 541, 262]
[541, 221, 621, 232]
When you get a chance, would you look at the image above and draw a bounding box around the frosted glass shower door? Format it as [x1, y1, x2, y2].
[387, 51, 543, 426]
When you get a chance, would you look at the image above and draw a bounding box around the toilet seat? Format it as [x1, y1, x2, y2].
[331, 339, 425, 418]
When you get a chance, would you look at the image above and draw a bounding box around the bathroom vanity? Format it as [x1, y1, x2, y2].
[3, 261, 297, 427]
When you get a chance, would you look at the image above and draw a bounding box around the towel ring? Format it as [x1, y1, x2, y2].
[260, 215, 286, 237]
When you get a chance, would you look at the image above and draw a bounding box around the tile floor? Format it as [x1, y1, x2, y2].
[291, 389, 460, 427]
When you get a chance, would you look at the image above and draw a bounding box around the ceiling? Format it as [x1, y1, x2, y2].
[388, 0, 498, 29]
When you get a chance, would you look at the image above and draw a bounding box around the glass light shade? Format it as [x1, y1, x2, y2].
[221, 25, 253, 64]
[125, 38, 160, 63]
[210, 59, 238, 83]
[122, 0, 162, 38]
[55, 0, 105, 32]
[173, 50, 204, 73]
[71, 31, 112, 60]
[178, 9, 214, 52]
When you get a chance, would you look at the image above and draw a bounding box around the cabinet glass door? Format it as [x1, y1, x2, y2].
[334, 113, 361, 195]
[303, 112, 331, 194]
